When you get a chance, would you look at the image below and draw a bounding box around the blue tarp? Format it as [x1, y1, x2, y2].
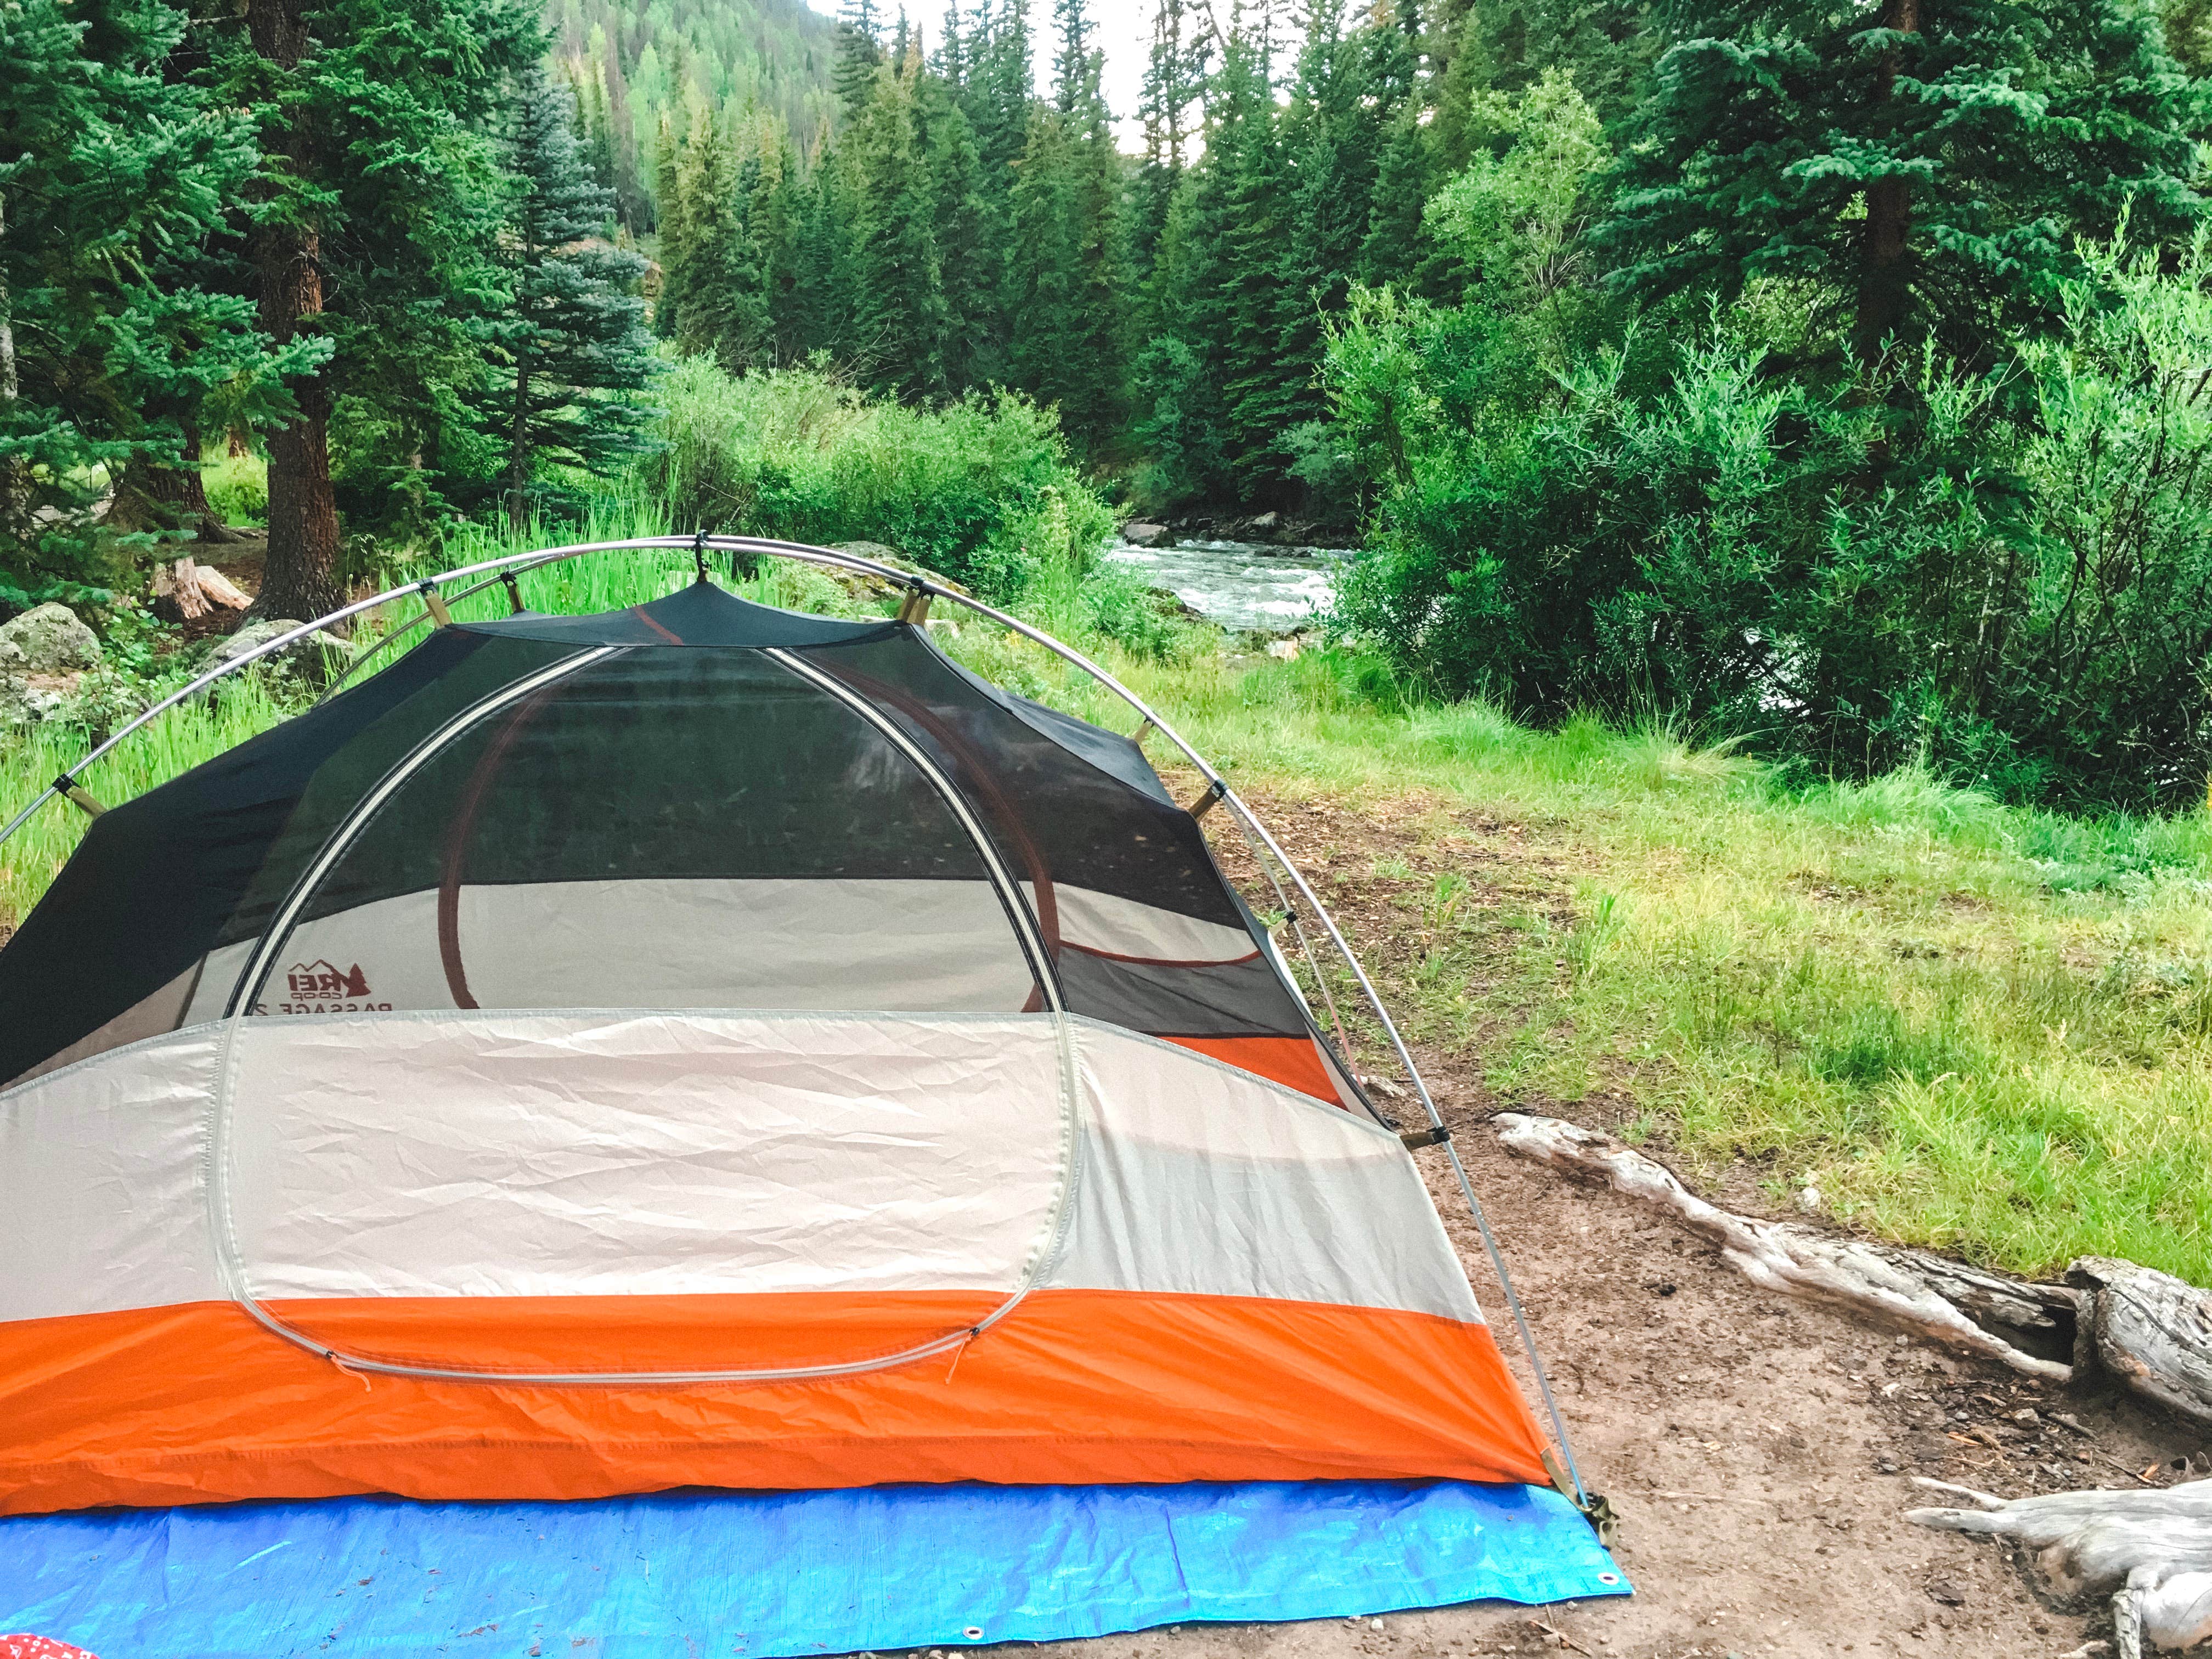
[0, 1480, 1626, 1658]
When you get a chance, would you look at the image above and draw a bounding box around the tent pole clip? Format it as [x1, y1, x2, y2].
[896, 583, 934, 625]
[52, 774, 106, 817]
[1188, 776, 1228, 821]
[1398, 1124, 1452, 1150]
[692, 529, 710, 583]
[501, 572, 526, 614]
[417, 580, 453, 629]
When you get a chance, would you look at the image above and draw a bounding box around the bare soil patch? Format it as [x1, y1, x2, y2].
[1063, 786, 2212, 1659]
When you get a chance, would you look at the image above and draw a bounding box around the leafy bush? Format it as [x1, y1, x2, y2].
[1331, 229, 2212, 809]
[646, 359, 1108, 602]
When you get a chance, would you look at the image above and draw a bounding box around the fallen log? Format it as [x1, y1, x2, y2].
[151, 556, 251, 624]
[2072, 1259, 2212, 1432]
[1493, 1113, 2080, 1378]
[1908, 1477, 2212, 1655]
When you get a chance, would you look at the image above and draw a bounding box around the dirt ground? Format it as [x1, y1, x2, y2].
[1059, 787, 2212, 1659]
[1030, 1099, 2209, 1659]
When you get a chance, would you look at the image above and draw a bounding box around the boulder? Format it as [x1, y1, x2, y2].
[1120, 521, 1173, 549]
[211, 619, 325, 676]
[0, 602, 100, 672]
[0, 637, 78, 729]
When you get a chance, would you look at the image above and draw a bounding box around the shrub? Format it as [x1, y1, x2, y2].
[646, 359, 1108, 602]
[1330, 229, 2212, 810]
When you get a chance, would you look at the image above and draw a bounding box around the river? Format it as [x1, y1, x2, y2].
[1104, 538, 1351, 634]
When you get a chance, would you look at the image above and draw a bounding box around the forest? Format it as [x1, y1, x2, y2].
[10, 0, 2212, 806]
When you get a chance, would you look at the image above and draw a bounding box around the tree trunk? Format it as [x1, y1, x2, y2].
[1853, 0, 1921, 371]
[247, 0, 346, 625]
[0, 193, 22, 544]
[116, 432, 243, 544]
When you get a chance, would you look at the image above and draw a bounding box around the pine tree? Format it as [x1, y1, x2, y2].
[669, 108, 770, 367]
[1133, 0, 1207, 280]
[1358, 3, 1430, 286]
[1211, 22, 1296, 494]
[219, 0, 542, 617]
[1461, 0, 1657, 127]
[917, 70, 997, 390]
[1, 0, 315, 588]
[851, 54, 950, 397]
[1274, 0, 1378, 446]
[1598, 0, 2207, 370]
[835, 0, 887, 119]
[652, 112, 693, 341]
[490, 65, 657, 528]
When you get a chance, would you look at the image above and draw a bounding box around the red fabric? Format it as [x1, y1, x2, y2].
[0, 1639, 100, 1659]
[0, 1289, 1551, 1516]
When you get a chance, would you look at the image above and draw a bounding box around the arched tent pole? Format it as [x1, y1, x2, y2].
[704, 537, 1595, 1510]
[0, 532, 1591, 1505]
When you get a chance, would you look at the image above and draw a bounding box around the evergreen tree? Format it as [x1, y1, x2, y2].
[749, 118, 808, 365]
[1274, 0, 1378, 445]
[672, 106, 770, 366]
[1133, 0, 1207, 280]
[1211, 22, 1297, 493]
[851, 54, 949, 397]
[0, 0, 314, 589]
[1358, 3, 1430, 286]
[917, 70, 997, 390]
[1598, 0, 2208, 370]
[1464, 0, 1657, 129]
[489, 65, 657, 529]
[1007, 0, 1124, 444]
[652, 112, 693, 341]
[835, 0, 886, 119]
[218, 0, 541, 617]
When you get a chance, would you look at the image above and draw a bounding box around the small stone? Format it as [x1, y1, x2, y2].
[0, 602, 99, 672]
[1926, 1579, 1965, 1606]
[1369, 1618, 1384, 1632]
[2013, 1407, 2040, 1427]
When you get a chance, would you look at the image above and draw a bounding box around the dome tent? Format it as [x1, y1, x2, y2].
[0, 539, 1622, 1652]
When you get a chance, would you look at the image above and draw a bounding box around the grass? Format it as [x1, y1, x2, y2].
[4, 536, 2210, 1288]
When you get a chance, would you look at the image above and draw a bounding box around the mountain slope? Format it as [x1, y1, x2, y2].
[552, 0, 836, 228]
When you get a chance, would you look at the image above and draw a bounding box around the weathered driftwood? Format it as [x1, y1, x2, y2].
[1908, 1477, 2212, 1655]
[2072, 1259, 2212, 1432]
[151, 556, 251, 623]
[1493, 1113, 2080, 1378]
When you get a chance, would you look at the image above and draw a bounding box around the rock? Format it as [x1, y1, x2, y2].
[211, 619, 324, 676]
[1247, 511, 1280, 533]
[827, 540, 906, 568]
[0, 602, 100, 672]
[1120, 521, 1173, 549]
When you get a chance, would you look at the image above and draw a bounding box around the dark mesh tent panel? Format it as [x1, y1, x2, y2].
[240, 649, 1041, 1018]
[0, 630, 553, 1087]
[799, 633, 1313, 1041]
[0, 582, 1329, 1088]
